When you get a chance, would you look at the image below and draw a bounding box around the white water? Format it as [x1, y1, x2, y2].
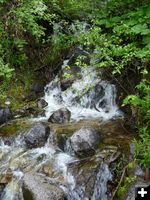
[0, 130, 113, 200]
[41, 59, 122, 122]
[0, 134, 75, 200]
[0, 22, 122, 200]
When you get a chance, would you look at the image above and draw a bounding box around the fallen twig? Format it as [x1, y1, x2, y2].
[110, 165, 128, 200]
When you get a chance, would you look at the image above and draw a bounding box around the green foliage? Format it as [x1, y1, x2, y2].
[0, 61, 14, 79]
[133, 127, 150, 167]
[124, 79, 150, 167]
[127, 160, 136, 169]
[0, 0, 149, 168]
[72, 0, 150, 168]
[72, 1, 150, 76]
[117, 175, 136, 200]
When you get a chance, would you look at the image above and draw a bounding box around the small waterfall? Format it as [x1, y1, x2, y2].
[42, 60, 122, 121]
[61, 162, 112, 200]
[0, 21, 122, 200]
[91, 163, 112, 200]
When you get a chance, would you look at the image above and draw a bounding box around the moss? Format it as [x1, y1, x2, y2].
[0, 123, 19, 136]
[0, 119, 33, 136]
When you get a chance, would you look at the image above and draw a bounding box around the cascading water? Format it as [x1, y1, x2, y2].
[0, 130, 113, 200]
[42, 57, 122, 121]
[0, 22, 123, 200]
[0, 134, 75, 199]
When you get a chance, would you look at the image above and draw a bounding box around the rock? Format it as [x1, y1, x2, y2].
[24, 123, 50, 148]
[48, 108, 71, 124]
[0, 108, 12, 125]
[67, 47, 90, 67]
[134, 165, 145, 177]
[15, 105, 38, 118]
[61, 77, 77, 91]
[37, 99, 48, 109]
[66, 126, 101, 157]
[65, 157, 112, 200]
[60, 47, 88, 91]
[30, 82, 45, 93]
[23, 173, 65, 200]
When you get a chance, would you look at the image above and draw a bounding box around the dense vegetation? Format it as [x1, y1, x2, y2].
[0, 0, 149, 169]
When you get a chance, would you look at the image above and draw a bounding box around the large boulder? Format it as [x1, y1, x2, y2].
[23, 173, 65, 200]
[48, 108, 71, 124]
[24, 123, 50, 148]
[66, 126, 101, 157]
[0, 108, 12, 125]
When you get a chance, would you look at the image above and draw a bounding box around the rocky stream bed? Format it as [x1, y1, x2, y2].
[0, 33, 149, 200]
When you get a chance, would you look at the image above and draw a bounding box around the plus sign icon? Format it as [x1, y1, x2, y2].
[136, 185, 150, 199]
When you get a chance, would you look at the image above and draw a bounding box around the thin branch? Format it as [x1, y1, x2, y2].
[110, 165, 128, 200]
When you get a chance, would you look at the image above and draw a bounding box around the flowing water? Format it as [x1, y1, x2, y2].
[0, 22, 124, 200]
[0, 59, 121, 199]
[0, 132, 113, 200]
[42, 58, 122, 122]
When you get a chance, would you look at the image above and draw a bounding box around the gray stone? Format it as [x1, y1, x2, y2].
[23, 173, 65, 200]
[24, 123, 50, 148]
[48, 108, 71, 124]
[37, 99, 48, 109]
[134, 165, 145, 177]
[66, 126, 101, 157]
[0, 108, 12, 125]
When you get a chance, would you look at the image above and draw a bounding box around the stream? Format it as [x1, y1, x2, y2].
[0, 23, 132, 200]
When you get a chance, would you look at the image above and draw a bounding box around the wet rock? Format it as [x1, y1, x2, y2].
[61, 77, 77, 91]
[37, 99, 48, 109]
[60, 47, 88, 91]
[0, 184, 5, 199]
[24, 123, 50, 148]
[15, 105, 38, 118]
[65, 156, 112, 200]
[23, 173, 65, 200]
[0, 108, 12, 125]
[48, 108, 71, 124]
[66, 126, 101, 157]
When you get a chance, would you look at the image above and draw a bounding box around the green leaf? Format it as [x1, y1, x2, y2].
[131, 24, 150, 35]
